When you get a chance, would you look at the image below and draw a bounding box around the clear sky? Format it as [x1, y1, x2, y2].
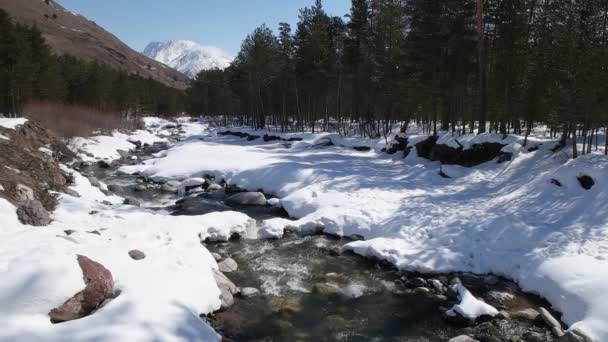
[57, 0, 351, 56]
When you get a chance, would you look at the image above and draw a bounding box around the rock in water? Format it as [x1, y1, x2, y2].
[449, 336, 479, 342]
[49, 255, 114, 323]
[225, 192, 267, 206]
[212, 269, 239, 310]
[128, 250, 146, 260]
[218, 258, 238, 273]
[17, 200, 51, 226]
[240, 287, 260, 298]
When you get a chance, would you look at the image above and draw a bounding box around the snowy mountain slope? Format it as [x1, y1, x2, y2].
[143, 40, 233, 79]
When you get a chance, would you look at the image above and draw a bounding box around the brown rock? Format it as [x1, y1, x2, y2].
[49, 255, 114, 323]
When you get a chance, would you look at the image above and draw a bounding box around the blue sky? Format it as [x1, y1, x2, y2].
[58, 0, 351, 56]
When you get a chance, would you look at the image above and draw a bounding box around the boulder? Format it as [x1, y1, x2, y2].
[240, 287, 260, 298]
[212, 269, 238, 310]
[211, 253, 222, 261]
[207, 183, 223, 191]
[49, 255, 114, 323]
[123, 197, 142, 207]
[218, 258, 238, 273]
[128, 250, 146, 260]
[225, 192, 267, 206]
[17, 200, 51, 226]
[513, 308, 540, 322]
[88, 177, 101, 188]
[97, 160, 112, 169]
[539, 307, 563, 336]
[577, 175, 595, 190]
[16, 184, 35, 201]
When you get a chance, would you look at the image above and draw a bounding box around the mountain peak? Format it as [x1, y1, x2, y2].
[143, 40, 233, 79]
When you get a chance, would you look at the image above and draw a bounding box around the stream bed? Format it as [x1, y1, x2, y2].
[80, 138, 562, 342]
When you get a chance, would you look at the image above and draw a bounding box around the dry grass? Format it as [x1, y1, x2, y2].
[22, 102, 143, 138]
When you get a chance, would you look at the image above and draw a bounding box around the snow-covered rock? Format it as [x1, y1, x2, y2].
[143, 40, 233, 78]
[225, 192, 267, 206]
[446, 285, 499, 320]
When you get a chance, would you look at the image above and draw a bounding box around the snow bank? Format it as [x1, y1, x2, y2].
[0, 118, 28, 129]
[70, 130, 167, 162]
[0, 165, 257, 341]
[116, 124, 608, 341]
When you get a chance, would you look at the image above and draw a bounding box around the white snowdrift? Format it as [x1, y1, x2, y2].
[0, 118, 28, 129]
[119, 125, 608, 341]
[0, 167, 256, 341]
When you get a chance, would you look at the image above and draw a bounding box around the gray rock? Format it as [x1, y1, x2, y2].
[430, 279, 444, 292]
[212, 269, 238, 295]
[513, 308, 540, 321]
[123, 197, 142, 207]
[211, 253, 222, 261]
[484, 275, 499, 285]
[97, 160, 112, 169]
[411, 277, 427, 287]
[134, 184, 147, 192]
[497, 310, 510, 319]
[414, 287, 431, 294]
[558, 329, 594, 342]
[16, 184, 34, 202]
[64, 189, 81, 197]
[240, 287, 260, 298]
[539, 307, 564, 335]
[225, 192, 267, 206]
[522, 331, 547, 342]
[128, 250, 146, 260]
[88, 177, 101, 188]
[219, 287, 234, 310]
[107, 184, 123, 194]
[218, 258, 238, 273]
[448, 335, 479, 342]
[213, 269, 238, 310]
[207, 183, 223, 191]
[17, 200, 51, 226]
[161, 183, 177, 193]
[49, 255, 114, 323]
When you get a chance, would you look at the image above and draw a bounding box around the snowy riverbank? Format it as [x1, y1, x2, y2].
[120, 122, 608, 341]
[1, 117, 606, 341]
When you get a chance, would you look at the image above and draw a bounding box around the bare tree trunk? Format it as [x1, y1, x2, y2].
[476, 0, 487, 134]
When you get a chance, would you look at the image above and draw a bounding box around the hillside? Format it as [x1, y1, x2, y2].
[0, 0, 190, 89]
[144, 40, 233, 79]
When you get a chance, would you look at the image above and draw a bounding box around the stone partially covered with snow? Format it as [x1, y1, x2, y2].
[199, 211, 256, 241]
[225, 192, 267, 206]
[177, 177, 206, 196]
[218, 258, 238, 273]
[49, 255, 114, 323]
[446, 285, 498, 320]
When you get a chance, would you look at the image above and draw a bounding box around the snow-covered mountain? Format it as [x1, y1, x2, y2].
[143, 40, 233, 79]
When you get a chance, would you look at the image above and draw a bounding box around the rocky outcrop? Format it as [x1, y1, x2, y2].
[415, 136, 508, 167]
[0, 120, 77, 216]
[49, 255, 114, 323]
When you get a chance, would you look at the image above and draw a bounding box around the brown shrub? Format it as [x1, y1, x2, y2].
[22, 102, 143, 138]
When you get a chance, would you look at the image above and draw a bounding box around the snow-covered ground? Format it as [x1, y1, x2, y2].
[1, 118, 607, 341]
[0, 118, 240, 341]
[119, 124, 608, 341]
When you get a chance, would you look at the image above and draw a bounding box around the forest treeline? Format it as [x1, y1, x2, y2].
[0, 9, 184, 118]
[187, 0, 608, 155]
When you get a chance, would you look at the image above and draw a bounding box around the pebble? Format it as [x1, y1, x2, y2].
[128, 250, 146, 260]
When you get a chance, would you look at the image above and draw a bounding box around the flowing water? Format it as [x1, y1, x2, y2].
[82, 140, 560, 342]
